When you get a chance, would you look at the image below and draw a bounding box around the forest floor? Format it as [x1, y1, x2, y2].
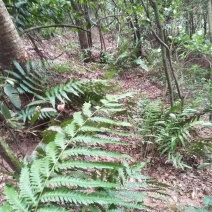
[0, 30, 211, 211]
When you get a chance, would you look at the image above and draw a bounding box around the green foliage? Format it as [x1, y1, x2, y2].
[0, 95, 152, 211]
[103, 39, 148, 71]
[175, 33, 212, 57]
[1, 61, 116, 123]
[2, 60, 44, 99]
[130, 98, 211, 168]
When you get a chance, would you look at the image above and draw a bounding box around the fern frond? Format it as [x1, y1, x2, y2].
[4, 185, 29, 212]
[19, 166, 37, 205]
[13, 60, 26, 76]
[56, 161, 123, 171]
[47, 176, 120, 189]
[54, 133, 67, 149]
[0, 94, 151, 211]
[73, 112, 85, 126]
[82, 102, 92, 117]
[90, 117, 131, 127]
[64, 122, 77, 137]
[79, 126, 103, 132]
[0, 202, 13, 212]
[17, 106, 57, 122]
[4, 84, 21, 109]
[30, 160, 45, 193]
[61, 148, 131, 160]
[40, 190, 145, 209]
[45, 142, 59, 164]
[72, 135, 128, 145]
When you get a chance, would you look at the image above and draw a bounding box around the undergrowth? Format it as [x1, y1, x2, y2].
[0, 60, 116, 123]
[0, 94, 160, 211]
[130, 98, 212, 169]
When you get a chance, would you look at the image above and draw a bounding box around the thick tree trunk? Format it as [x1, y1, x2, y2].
[0, 0, 26, 70]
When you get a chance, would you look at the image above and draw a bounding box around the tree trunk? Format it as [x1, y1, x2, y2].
[150, 0, 174, 106]
[83, 1, 92, 48]
[0, 0, 26, 70]
[70, 0, 91, 62]
[208, 0, 212, 42]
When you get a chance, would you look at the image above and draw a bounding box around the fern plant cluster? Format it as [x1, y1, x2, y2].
[0, 60, 115, 123]
[130, 98, 211, 168]
[0, 94, 151, 212]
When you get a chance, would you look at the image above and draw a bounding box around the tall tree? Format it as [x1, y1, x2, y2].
[70, 0, 92, 62]
[209, 0, 212, 42]
[0, 0, 26, 70]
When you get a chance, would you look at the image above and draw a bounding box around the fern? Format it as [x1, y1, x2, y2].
[17, 79, 115, 122]
[0, 94, 152, 211]
[1, 61, 116, 123]
[4, 60, 43, 95]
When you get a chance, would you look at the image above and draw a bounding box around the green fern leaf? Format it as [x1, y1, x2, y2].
[64, 122, 77, 137]
[19, 166, 37, 205]
[0, 103, 11, 119]
[40, 190, 145, 209]
[29, 72, 41, 82]
[4, 185, 29, 212]
[30, 160, 45, 193]
[47, 176, 120, 189]
[56, 161, 123, 171]
[4, 84, 21, 109]
[45, 91, 55, 108]
[25, 76, 41, 88]
[19, 83, 31, 93]
[100, 99, 123, 108]
[64, 85, 79, 96]
[4, 70, 22, 80]
[54, 133, 67, 149]
[70, 81, 84, 94]
[16, 87, 25, 94]
[72, 135, 128, 145]
[54, 85, 63, 102]
[46, 142, 59, 164]
[58, 84, 70, 101]
[90, 117, 131, 127]
[13, 61, 26, 76]
[38, 158, 52, 177]
[22, 79, 42, 92]
[79, 126, 103, 132]
[61, 148, 131, 160]
[82, 102, 92, 117]
[0, 202, 13, 212]
[27, 100, 48, 107]
[73, 112, 85, 126]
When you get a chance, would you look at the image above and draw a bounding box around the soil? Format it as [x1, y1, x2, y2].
[0, 30, 211, 211]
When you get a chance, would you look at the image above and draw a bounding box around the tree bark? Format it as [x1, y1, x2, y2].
[0, 0, 26, 70]
[149, 0, 174, 106]
[70, 0, 91, 62]
[208, 0, 212, 42]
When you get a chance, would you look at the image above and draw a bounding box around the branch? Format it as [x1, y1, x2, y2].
[23, 24, 89, 34]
